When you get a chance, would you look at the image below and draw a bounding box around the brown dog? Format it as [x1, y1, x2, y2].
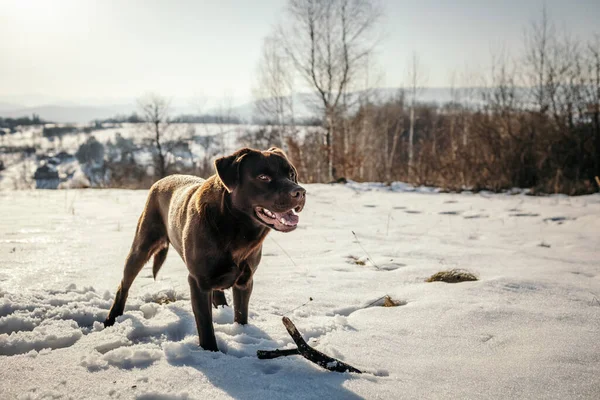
[104, 147, 306, 351]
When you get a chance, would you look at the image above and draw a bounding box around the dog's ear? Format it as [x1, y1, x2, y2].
[290, 162, 299, 183]
[214, 148, 254, 192]
[268, 147, 298, 183]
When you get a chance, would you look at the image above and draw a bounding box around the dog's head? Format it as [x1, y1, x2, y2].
[214, 147, 306, 232]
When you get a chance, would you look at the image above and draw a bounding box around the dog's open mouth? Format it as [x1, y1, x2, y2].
[254, 206, 300, 232]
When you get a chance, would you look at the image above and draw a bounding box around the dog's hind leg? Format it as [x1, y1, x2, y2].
[105, 209, 167, 327]
[104, 249, 149, 327]
[152, 245, 169, 280]
[212, 290, 228, 308]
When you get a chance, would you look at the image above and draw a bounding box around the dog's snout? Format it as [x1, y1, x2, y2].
[290, 186, 306, 199]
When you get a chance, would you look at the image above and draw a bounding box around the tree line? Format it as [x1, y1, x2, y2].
[251, 1, 600, 194]
[4, 2, 598, 195]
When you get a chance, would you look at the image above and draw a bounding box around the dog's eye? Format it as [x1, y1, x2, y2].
[257, 174, 271, 182]
[290, 172, 296, 181]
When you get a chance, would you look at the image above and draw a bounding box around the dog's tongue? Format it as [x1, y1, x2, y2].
[273, 210, 299, 227]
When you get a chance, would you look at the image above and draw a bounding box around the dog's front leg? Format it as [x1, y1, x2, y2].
[233, 278, 253, 325]
[187, 275, 218, 351]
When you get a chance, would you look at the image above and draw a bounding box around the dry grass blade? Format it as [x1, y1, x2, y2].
[426, 269, 478, 283]
[364, 295, 407, 308]
[382, 295, 406, 307]
[346, 255, 366, 266]
[154, 294, 177, 305]
[351, 231, 380, 269]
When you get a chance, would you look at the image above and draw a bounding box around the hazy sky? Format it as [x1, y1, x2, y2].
[1, 0, 599, 106]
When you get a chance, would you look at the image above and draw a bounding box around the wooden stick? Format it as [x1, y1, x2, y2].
[256, 317, 362, 374]
[257, 348, 300, 359]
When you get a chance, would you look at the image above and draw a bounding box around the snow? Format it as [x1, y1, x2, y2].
[0, 185, 599, 399]
[0, 123, 320, 190]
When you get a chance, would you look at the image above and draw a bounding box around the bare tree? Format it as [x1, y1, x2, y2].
[588, 35, 600, 178]
[405, 51, 428, 175]
[382, 91, 405, 181]
[253, 33, 295, 151]
[524, 4, 554, 113]
[190, 96, 226, 175]
[345, 51, 385, 178]
[138, 93, 171, 179]
[215, 93, 237, 155]
[276, 0, 382, 181]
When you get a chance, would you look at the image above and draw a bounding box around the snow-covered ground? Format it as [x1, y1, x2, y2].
[0, 123, 320, 190]
[0, 123, 318, 157]
[0, 184, 599, 399]
[1, 123, 246, 153]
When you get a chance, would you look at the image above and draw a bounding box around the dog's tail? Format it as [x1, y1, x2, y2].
[152, 245, 169, 280]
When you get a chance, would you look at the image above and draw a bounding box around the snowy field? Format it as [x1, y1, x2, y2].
[0, 123, 319, 162]
[0, 123, 248, 154]
[0, 123, 319, 190]
[0, 183, 599, 399]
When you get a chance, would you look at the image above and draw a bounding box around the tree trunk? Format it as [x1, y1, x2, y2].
[462, 116, 469, 147]
[325, 113, 335, 181]
[595, 62, 600, 181]
[278, 125, 286, 152]
[594, 108, 600, 180]
[408, 106, 415, 177]
[154, 120, 166, 178]
[386, 120, 402, 182]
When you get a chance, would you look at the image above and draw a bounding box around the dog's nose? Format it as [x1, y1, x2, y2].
[290, 186, 306, 199]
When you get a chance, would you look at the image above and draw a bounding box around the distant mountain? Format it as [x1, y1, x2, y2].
[0, 105, 138, 124]
[0, 102, 25, 112]
[230, 87, 485, 123]
[226, 92, 319, 122]
[0, 88, 487, 124]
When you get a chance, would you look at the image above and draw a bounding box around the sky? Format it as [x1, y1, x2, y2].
[0, 0, 599, 107]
